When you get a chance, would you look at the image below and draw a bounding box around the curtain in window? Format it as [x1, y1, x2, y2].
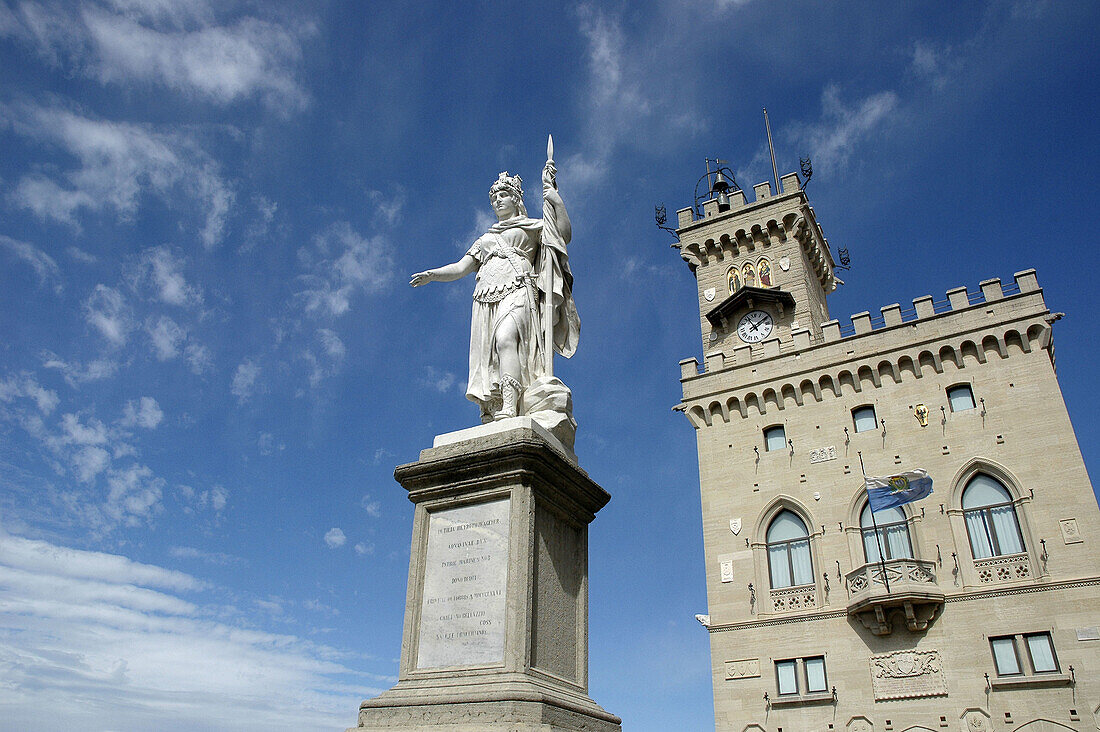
[853, 407, 877, 432]
[965, 510, 995, 559]
[991, 638, 1020, 674]
[860, 504, 913, 562]
[990, 505, 1024, 554]
[1026, 634, 1057, 672]
[765, 427, 786, 452]
[776, 660, 798, 694]
[804, 657, 826, 692]
[768, 544, 792, 588]
[789, 539, 813, 585]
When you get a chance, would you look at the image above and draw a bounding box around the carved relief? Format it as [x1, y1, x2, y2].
[847, 716, 873, 732]
[1060, 518, 1083, 544]
[724, 658, 760, 680]
[869, 649, 947, 700]
[961, 708, 990, 732]
[973, 553, 1030, 583]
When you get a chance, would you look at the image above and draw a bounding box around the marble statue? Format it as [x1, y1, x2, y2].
[410, 137, 580, 447]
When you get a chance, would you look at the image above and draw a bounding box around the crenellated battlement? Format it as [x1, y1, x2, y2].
[675, 173, 804, 229]
[677, 269, 1050, 428]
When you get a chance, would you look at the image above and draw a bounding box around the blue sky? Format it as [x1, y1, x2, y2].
[1, 1, 1098, 730]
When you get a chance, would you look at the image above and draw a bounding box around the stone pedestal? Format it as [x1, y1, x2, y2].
[349, 418, 621, 731]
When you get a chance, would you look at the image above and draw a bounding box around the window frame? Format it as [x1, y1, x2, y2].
[961, 475, 1026, 559]
[765, 511, 814, 590]
[990, 635, 1023, 676]
[804, 655, 828, 693]
[1023, 632, 1059, 674]
[775, 658, 799, 696]
[763, 424, 787, 452]
[852, 405, 878, 433]
[947, 383, 976, 412]
[859, 502, 914, 562]
[774, 656, 829, 698]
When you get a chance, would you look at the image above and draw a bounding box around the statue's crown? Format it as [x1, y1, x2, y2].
[491, 171, 524, 199]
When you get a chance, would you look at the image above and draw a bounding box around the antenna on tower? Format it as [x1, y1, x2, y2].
[763, 108, 780, 193]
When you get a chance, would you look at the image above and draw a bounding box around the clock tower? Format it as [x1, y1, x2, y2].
[672, 172, 838, 358]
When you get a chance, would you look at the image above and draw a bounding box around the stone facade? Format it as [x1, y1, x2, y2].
[675, 175, 1100, 731]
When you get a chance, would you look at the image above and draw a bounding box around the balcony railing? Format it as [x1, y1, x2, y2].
[845, 558, 944, 636]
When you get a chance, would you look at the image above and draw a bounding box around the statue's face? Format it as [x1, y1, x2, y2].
[490, 188, 519, 220]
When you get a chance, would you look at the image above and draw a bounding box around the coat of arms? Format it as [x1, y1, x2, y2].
[730, 518, 742, 535]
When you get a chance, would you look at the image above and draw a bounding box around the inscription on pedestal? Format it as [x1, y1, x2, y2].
[416, 498, 510, 669]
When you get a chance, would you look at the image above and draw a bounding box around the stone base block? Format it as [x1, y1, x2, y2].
[352, 675, 620, 731]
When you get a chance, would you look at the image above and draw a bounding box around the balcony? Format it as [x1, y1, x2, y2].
[845, 559, 945, 636]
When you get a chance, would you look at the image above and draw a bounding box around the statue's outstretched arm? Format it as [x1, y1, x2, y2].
[410, 254, 477, 287]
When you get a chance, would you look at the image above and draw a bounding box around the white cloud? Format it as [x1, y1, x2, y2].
[258, 432, 284, 456]
[297, 222, 392, 317]
[0, 534, 381, 731]
[323, 528, 346, 549]
[133, 246, 202, 306]
[2, 102, 234, 248]
[0, 372, 59, 414]
[184, 343, 212, 374]
[788, 84, 899, 171]
[354, 542, 373, 556]
[168, 545, 241, 566]
[42, 355, 120, 386]
[230, 360, 260, 403]
[176, 483, 228, 515]
[317, 328, 346, 360]
[6, 1, 310, 111]
[146, 315, 186, 360]
[83, 284, 134, 346]
[0, 234, 61, 292]
[419, 366, 457, 394]
[121, 396, 163, 429]
[360, 494, 381, 518]
[104, 463, 164, 526]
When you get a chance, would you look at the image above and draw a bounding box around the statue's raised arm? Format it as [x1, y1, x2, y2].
[409, 139, 580, 449]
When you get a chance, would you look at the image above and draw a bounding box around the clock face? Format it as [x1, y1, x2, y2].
[737, 310, 773, 343]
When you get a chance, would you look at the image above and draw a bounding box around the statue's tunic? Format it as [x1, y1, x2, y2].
[464, 215, 579, 419]
[465, 221, 539, 416]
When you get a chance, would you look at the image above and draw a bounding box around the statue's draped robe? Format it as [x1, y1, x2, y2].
[465, 214, 579, 417]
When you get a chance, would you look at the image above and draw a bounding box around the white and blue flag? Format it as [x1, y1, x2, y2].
[866, 469, 933, 512]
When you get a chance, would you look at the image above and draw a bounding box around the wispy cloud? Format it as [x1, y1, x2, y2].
[120, 396, 163, 430]
[788, 84, 899, 172]
[5, 0, 311, 111]
[297, 222, 393, 318]
[360, 494, 381, 518]
[0, 372, 59, 414]
[132, 246, 202, 306]
[145, 315, 186, 361]
[0, 533, 380, 731]
[230, 359, 260, 403]
[2, 102, 234, 248]
[83, 284, 133, 346]
[42, 354, 120, 386]
[0, 234, 61, 292]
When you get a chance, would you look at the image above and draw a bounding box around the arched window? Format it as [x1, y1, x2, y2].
[763, 425, 786, 452]
[962, 474, 1025, 558]
[860, 503, 913, 562]
[852, 405, 877, 433]
[766, 510, 813, 588]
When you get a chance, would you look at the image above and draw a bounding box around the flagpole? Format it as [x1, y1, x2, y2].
[858, 451, 891, 595]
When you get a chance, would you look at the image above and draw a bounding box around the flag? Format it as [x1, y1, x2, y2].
[866, 469, 933, 513]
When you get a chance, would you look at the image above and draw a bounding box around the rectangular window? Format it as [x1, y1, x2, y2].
[990, 636, 1021, 675]
[948, 384, 976, 412]
[776, 659, 798, 695]
[764, 425, 786, 452]
[804, 656, 827, 692]
[1024, 633, 1058, 673]
[775, 656, 828, 698]
[852, 406, 877, 433]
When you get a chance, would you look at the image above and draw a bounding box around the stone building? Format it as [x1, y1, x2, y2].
[672, 171, 1100, 731]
